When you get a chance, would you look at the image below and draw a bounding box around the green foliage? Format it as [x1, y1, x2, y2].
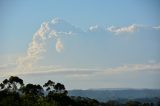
[0, 91, 21, 106]
[0, 76, 70, 106]
[126, 100, 142, 106]
[21, 83, 44, 96]
[105, 100, 120, 106]
[43, 80, 55, 92]
[0, 76, 158, 106]
[1, 76, 24, 92]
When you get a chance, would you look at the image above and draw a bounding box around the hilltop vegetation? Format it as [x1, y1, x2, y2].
[0, 76, 159, 106]
[69, 89, 160, 102]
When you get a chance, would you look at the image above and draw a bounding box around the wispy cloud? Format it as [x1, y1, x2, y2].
[106, 24, 160, 34]
[106, 24, 138, 34]
[0, 54, 160, 80]
[0, 63, 16, 70]
[0, 64, 100, 77]
[0, 63, 17, 78]
[153, 25, 160, 30]
[89, 25, 99, 32]
[2, 61, 159, 78]
[99, 63, 160, 76]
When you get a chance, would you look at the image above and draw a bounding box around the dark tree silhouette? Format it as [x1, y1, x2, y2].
[127, 100, 141, 106]
[9, 76, 24, 91]
[3, 79, 9, 84]
[43, 80, 55, 92]
[54, 83, 65, 93]
[1, 76, 156, 106]
[22, 84, 44, 96]
[1, 76, 24, 92]
[0, 83, 4, 89]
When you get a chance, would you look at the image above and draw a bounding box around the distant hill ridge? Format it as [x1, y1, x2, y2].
[68, 88, 160, 102]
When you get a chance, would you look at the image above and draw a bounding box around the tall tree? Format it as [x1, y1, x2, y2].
[43, 80, 55, 92]
[54, 83, 65, 93]
[22, 84, 44, 96]
[0, 76, 24, 92]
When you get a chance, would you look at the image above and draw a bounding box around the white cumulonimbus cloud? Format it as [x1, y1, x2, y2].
[56, 38, 63, 52]
[16, 18, 76, 71]
[15, 17, 160, 73]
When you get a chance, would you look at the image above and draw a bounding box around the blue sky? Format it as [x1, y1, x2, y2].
[0, 0, 160, 89]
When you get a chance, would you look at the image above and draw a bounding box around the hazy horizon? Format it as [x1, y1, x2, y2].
[0, 0, 160, 90]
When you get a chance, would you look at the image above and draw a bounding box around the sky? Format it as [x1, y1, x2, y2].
[0, 0, 160, 90]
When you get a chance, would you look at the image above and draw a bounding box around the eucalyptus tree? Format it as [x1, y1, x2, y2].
[0, 76, 24, 92]
[54, 83, 66, 94]
[22, 84, 44, 96]
[43, 80, 55, 92]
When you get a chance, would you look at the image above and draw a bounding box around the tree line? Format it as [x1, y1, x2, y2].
[0, 76, 159, 106]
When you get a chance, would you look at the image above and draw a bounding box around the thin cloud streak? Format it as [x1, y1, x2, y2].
[106, 24, 138, 34]
[153, 25, 160, 30]
[1, 62, 159, 78]
[98, 63, 160, 76]
[106, 24, 160, 34]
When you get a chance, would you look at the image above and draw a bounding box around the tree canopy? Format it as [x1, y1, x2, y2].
[0, 76, 158, 106]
